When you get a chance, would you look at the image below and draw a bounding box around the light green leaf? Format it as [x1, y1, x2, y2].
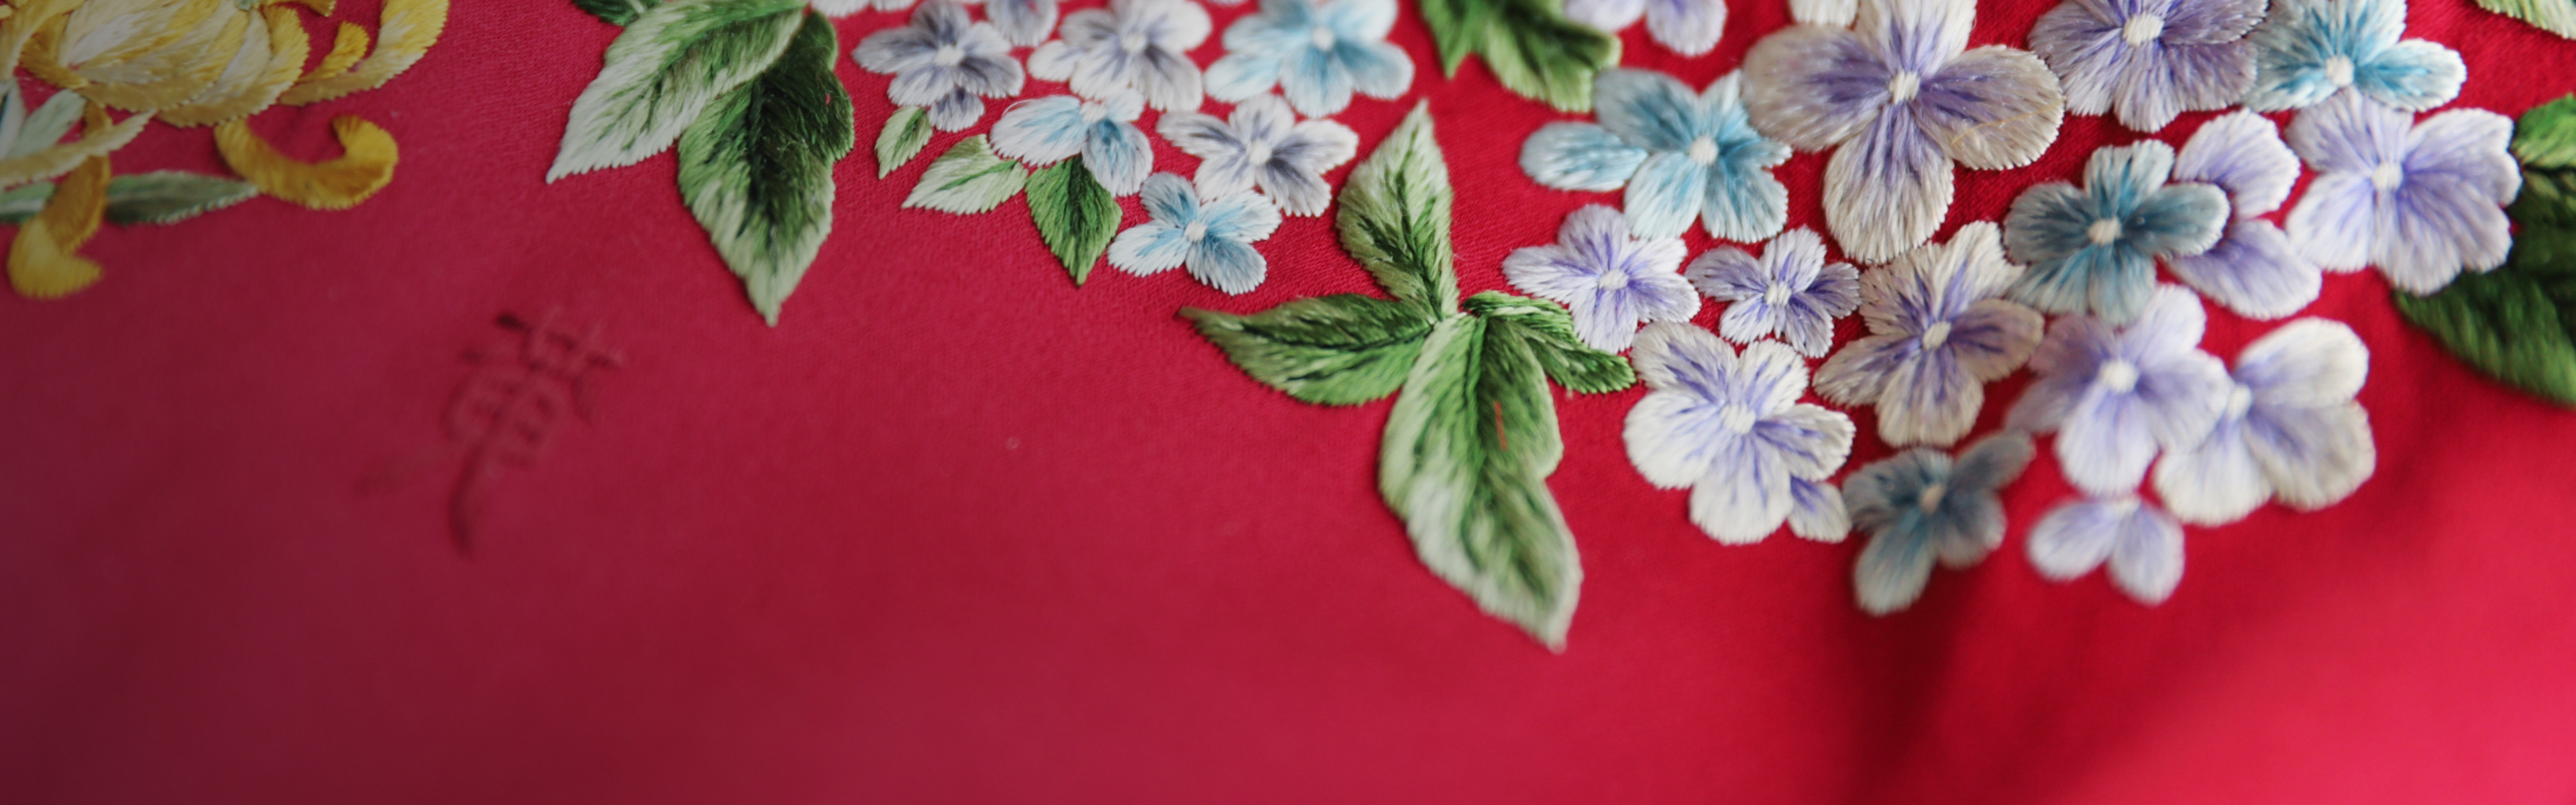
[677, 12, 853, 326]
[575, 0, 661, 25]
[1336, 103, 1458, 315]
[903, 136, 1026, 214]
[1464, 292, 1635, 394]
[0, 182, 47, 222]
[1025, 156, 1120, 285]
[2479, 0, 2576, 40]
[0, 171, 262, 225]
[1417, 0, 1618, 112]
[2516, 95, 2576, 169]
[8, 89, 83, 160]
[874, 106, 932, 178]
[547, 0, 804, 181]
[1183, 294, 1439, 405]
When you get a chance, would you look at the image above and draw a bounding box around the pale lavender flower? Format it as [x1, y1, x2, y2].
[1848, 434, 2034, 614]
[2153, 318, 2375, 525]
[2029, 0, 2261, 131]
[1205, 0, 1413, 117]
[2240, 0, 2465, 113]
[1521, 70, 1792, 241]
[2002, 141, 2228, 324]
[1741, 0, 2065, 262]
[989, 90, 1155, 195]
[1814, 223, 2045, 447]
[1564, 0, 1727, 56]
[2164, 111, 2320, 319]
[2284, 91, 2519, 294]
[2007, 284, 2232, 496]
[1625, 325, 1858, 544]
[1501, 205, 1699, 352]
[2026, 494, 2186, 604]
[1156, 94, 1358, 217]
[1109, 174, 1284, 294]
[1026, 0, 1212, 111]
[1686, 227, 1860, 358]
[854, 0, 1028, 131]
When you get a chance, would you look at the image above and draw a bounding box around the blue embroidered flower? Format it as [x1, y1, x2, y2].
[1624, 324, 1857, 544]
[2163, 111, 2321, 319]
[1813, 223, 2044, 447]
[2029, 0, 2262, 131]
[1562, 0, 1727, 56]
[2284, 91, 2520, 294]
[989, 89, 1154, 195]
[854, 0, 1028, 131]
[2026, 494, 2186, 604]
[1156, 94, 1359, 217]
[1500, 205, 1699, 352]
[1847, 433, 2033, 614]
[1108, 173, 1284, 294]
[1741, 0, 2065, 262]
[2239, 0, 2465, 113]
[1521, 69, 1792, 241]
[2003, 142, 2229, 324]
[2153, 318, 2375, 525]
[2007, 285, 2232, 496]
[1204, 0, 1413, 117]
[1028, 0, 1212, 111]
[1686, 227, 1860, 358]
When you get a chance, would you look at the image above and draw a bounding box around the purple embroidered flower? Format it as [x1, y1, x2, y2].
[2029, 0, 2262, 131]
[2163, 111, 2320, 319]
[2153, 318, 2375, 525]
[2240, 0, 2465, 113]
[1814, 223, 2045, 447]
[1563, 0, 1727, 56]
[1205, 0, 1413, 117]
[1109, 174, 1285, 294]
[853, 0, 1029, 131]
[1027, 0, 1212, 111]
[1500, 205, 1699, 352]
[1156, 94, 1358, 217]
[989, 90, 1155, 195]
[2002, 142, 2228, 324]
[2284, 91, 2519, 294]
[2007, 284, 2232, 496]
[1521, 70, 1793, 242]
[1625, 324, 1858, 544]
[1847, 433, 2033, 614]
[2026, 494, 2186, 604]
[1741, 0, 2066, 262]
[1686, 227, 1860, 358]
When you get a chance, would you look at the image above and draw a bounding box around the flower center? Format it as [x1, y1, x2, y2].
[1717, 403, 1758, 435]
[1079, 101, 1109, 123]
[1763, 282, 1792, 307]
[1309, 25, 1337, 50]
[2097, 359, 2140, 394]
[1919, 320, 1952, 350]
[2087, 218, 2123, 246]
[1184, 221, 1209, 242]
[1686, 137, 1719, 166]
[1244, 140, 1273, 164]
[932, 44, 965, 66]
[2323, 56, 2355, 87]
[1120, 30, 1150, 52]
[2224, 382, 2255, 419]
[2108, 494, 2141, 518]
[1886, 70, 1921, 104]
[1595, 269, 1631, 290]
[2121, 13, 2165, 46]
[2371, 161, 2404, 192]
[1917, 482, 1947, 513]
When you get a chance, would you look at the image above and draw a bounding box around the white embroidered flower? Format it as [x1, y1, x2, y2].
[2152, 318, 2375, 525]
[1624, 324, 1857, 544]
[854, 1, 1029, 131]
[1813, 223, 2044, 447]
[1110, 173, 1285, 294]
[989, 90, 1154, 195]
[1686, 227, 1860, 358]
[2027, 494, 2188, 604]
[1028, 0, 1212, 112]
[2007, 284, 2232, 496]
[1500, 205, 1699, 352]
[1156, 94, 1358, 217]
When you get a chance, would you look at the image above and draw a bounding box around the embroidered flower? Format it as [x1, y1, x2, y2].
[1205, 0, 1414, 117]
[1624, 324, 1857, 543]
[1028, 0, 1212, 111]
[1814, 223, 2045, 447]
[1740, 0, 2065, 262]
[2153, 319, 2375, 525]
[1521, 70, 1792, 241]
[2163, 111, 2321, 319]
[1563, 0, 1728, 56]
[2029, 0, 2262, 131]
[1686, 227, 1860, 358]
[1109, 173, 1284, 294]
[2007, 285, 2231, 496]
[2002, 142, 2229, 324]
[1156, 94, 1358, 217]
[989, 90, 1154, 195]
[2240, 0, 2465, 113]
[1847, 434, 2033, 614]
[1501, 206, 1699, 352]
[2283, 91, 2519, 294]
[2026, 494, 2187, 604]
[855, 0, 1030, 131]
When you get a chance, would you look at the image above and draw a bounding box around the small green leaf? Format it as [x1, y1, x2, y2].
[677, 12, 853, 326]
[2515, 95, 2576, 168]
[1183, 294, 1440, 405]
[874, 106, 932, 178]
[547, 0, 805, 181]
[0, 182, 48, 223]
[1337, 103, 1458, 315]
[8, 90, 83, 160]
[574, 0, 661, 25]
[1025, 157, 1120, 285]
[2479, 0, 2576, 41]
[1464, 292, 1635, 394]
[903, 136, 1026, 214]
[1415, 0, 1617, 111]
[1415, 0, 1484, 75]
[0, 172, 262, 225]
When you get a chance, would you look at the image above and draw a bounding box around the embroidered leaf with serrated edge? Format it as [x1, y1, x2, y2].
[1466, 292, 1636, 393]
[2479, 0, 2576, 40]
[2397, 95, 2576, 406]
[547, 0, 803, 181]
[1183, 294, 1439, 405]
[2516, 96, 2576, 168]
[576, 0, 661, 25]
[1338, 103, 1458, 315]
[904, 136, 1026, 213]
[677, 12, 853, 326]
[1026, 157, 1120, 285]
[0, 172, 260, 225]
[875, 106, 931, 178]
[1416, 0, 1619, 112]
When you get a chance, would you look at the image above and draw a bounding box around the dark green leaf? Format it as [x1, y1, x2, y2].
[1336, 103, 1457, 315]
[1415, 0, 1483, 75]
[874, 105, 932, 178]
[1026, 157, 1120, 286]
[2394, 263, 2576, 406]
[1183, 294, 1439, 405]
[2518, 95, 2576, 167]
[547, 0, 805, 180]
[1464, 292, 1635, 394]
[0, 171, 262, 225]
[1415, 0, 1618, 111]
[676, 11, 854, 326]
[902, 136, 1027, 213]
[574, 0, 661, 25]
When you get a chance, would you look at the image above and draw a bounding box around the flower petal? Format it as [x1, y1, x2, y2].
[1596, 68, 1707, 153]
[2057, 390, 2163, 495]
[2156, 411, 2270, 525]
[1503, 244, 1599, 305]
[2108, 503, 2184, 604]
[1204, 52, 1279, 103]
[987, 0, 1060, 46]
[1756, 403, 1858, 480]
[2031, 3, 2125, 119]
[1566, 0, 1650, 31]
[1788, 478, 1850, 542]
[2110, 39, 2253, 132]
[1200, 191, 1283, 243]
[1279, 44, 1356, 117]
[1521, 122, 1650, 192]
[2245, 400, 2374, 510]
[1340, 41, 1415, 101]
[2164, 220, 2321, 319]
[1686, 244, 1768, 302]
[1915, 46, 2065, 169]
[1644, 0, 1727, 56]
[2288, 91, 2407, 175]
[990, 97, 1088, 164]
[1695, 435, 1796, 543]
[2027, 497, 2118, 579]
[1321, 0, 1398, 40]
[2283, 172, 2376, 272]
[1856, 523, 1939, 614]
[1952, 432, 2034, 493]
[1815, 333, 1909, 407]
[1947, 298, 2045, 381]
[1026, 40, 1080, 83]
[1185, 237, 1269, 294]
[1930, 492, 2005, 568]
[1133, 47, 1205, 112]
[2355, 38, 2464, 113]
[1624, 152, 1710, 239]
[1138, 172, 1199, 222]
[2372, 172, 2512, 293]
[2162, 0, 2265, 42]
[1702, 161, 1790, 241]
[1257, 160, 1334, 217]
[1790, 0, 1858, 26]
[2175, 110, 2298, 219]
[1742, 26, 1890, 151]
[855, 27, 940, 75]
[924, 89, 989, 131]
[1631, 321, 1738, 397]
[1108, 221, 1191, 274]
[1876, 339, 1981, 446]
[2237, 317, 2368, 407]
[1825, 109, 1953, 263]
[1859, 0, 1974, 74]
[2406, 109, 2519, 203]
[1276, 119, 1359, 174]
[2128, 182, 2229, 260]
[1082, 119, 1155, 195]
[1627, 392, 1735, 488]
[1735, 340, 1813, 415]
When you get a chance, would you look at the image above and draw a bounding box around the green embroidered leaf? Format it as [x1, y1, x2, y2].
[0, 182, 48, 222]
[903, 136, 1027, 214]
[2478, 0, 2576, 40]
[1414, 0, 1484, 74]
[1464, 292, 1635, 394]
[1337, 103, 1458, 315]
[874, 106, 932, 178]
[575, 0, 662, 25]
[2394, 258, 2576, 406]
[677, 12, 853, 326]
[1183, 294, 1440, 405]
[547, 0, 804, 181]
[1026, 157, 1120, 285]
[0, 172, 261, 225]
[2516, 95, 2576, 169]
[7, 90, 84, 160]
[1417, 0, 1619, 112]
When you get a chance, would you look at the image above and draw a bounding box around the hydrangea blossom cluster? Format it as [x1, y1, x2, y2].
[1521, 70, 1793, 242]
[1624, 325, 1857, 544]
[854, 1, 1029, 131]
[1500, 206, 1699, 353]
[2030, 0, 2264, 131]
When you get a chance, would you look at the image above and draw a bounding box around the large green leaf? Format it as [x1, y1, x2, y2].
[574, 0, 661, 25]
[1025, 157, 1120, 286]
[676, 12, 853, 326]
[0, 171, 260, 225]
[1417, 0, 1619, 112]
[1464, 292, 1635, 394]
[1336, 103, 1458, 316]
[2516, 95, 2576, 168]
[2479, 0, 2576, 40]
[902, 136, 1027, 213]
[874, 105, 932, 178]
[547, 0, 804, 181]
[1183, 294, 1440, 405]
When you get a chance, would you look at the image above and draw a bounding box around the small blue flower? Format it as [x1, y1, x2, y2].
[1562, 0, 1727, 56]
[1623, 324, 1857, 544]
[2284, 91, 2520, 294]
[1500, 205, 1699, 352]
[1156, 94, 1359, 217]
[1108, 173, 1284, 294]
[989, 90, 1155, 195]
[1847, 433, 2034, 614]
[2163, 111, 2322, 319]
[2026, 494, 2186, 604]
[1686, 227, 1860, 358]
[2003, 141, 2229, 325]
[2239, 0, 2465, 113]
[1813, 223, 2045, 448]
[1204, 0, 1413, 117]
[2153, 318, 2375, 525]
[1521, 70, 1790, 242]
[2007, 285, 2233, 496]
[1027, 0, 1212, 111]
[853, 0, 1029, 131]
[2029, 0, 2262, 131]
